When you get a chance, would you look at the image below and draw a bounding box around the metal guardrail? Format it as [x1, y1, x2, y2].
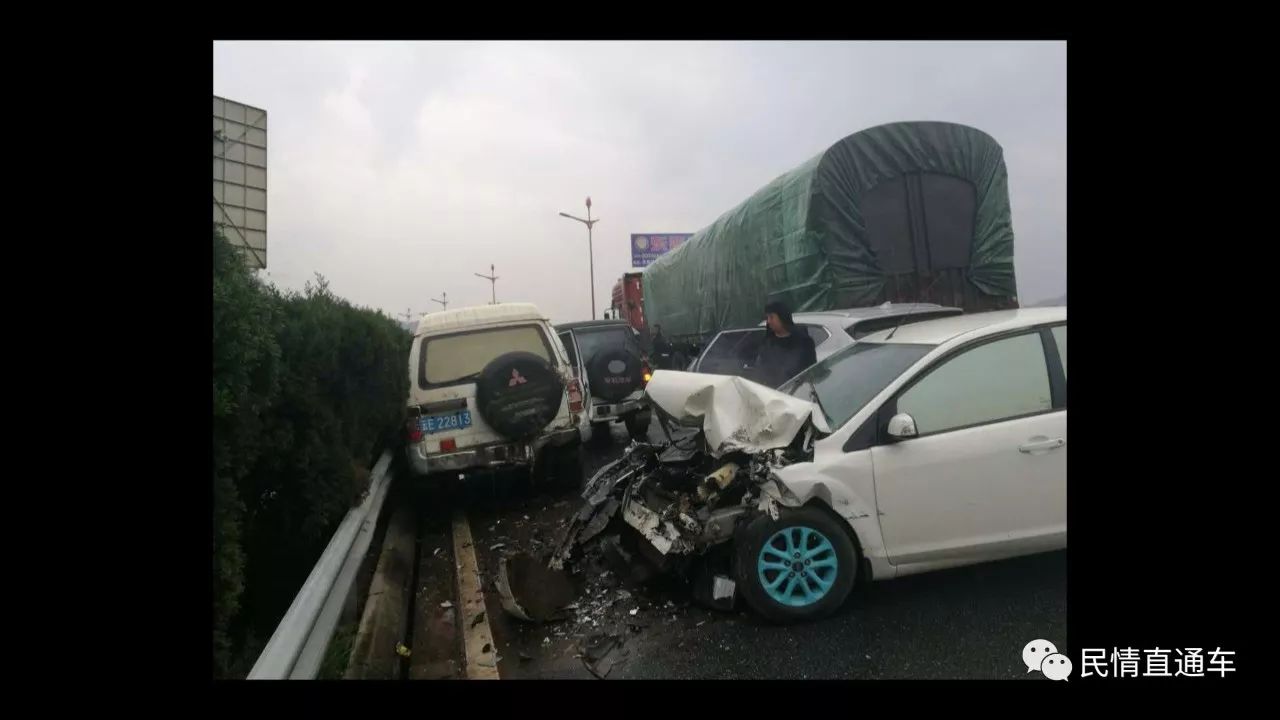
[248, 450, 396, 680]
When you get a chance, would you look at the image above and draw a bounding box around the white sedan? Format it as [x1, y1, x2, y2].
[737, 308, 1066, 621]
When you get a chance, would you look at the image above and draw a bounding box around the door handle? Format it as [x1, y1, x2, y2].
[1019, 437, 1065, 454]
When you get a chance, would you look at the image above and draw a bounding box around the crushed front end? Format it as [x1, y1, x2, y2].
[499, 371, 826, 623]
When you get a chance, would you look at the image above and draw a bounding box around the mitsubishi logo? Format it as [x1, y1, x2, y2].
[509, 369, 527, 387]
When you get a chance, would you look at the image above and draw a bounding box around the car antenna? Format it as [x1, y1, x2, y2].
[885, 274, 945, 341]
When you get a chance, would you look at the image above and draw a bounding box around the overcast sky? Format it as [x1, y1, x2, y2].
[213, 41, 1065, 324]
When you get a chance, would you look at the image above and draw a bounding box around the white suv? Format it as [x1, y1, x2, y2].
[405, 303, 585, 487]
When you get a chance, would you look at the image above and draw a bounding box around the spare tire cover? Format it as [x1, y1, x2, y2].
[475, 351, 565, 439]
[588, 347, 643, 403]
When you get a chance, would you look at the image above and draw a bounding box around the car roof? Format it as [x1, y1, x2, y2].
[857, 307, 1066, 345]
[720, 303, 961, 331]
[416, 302, 548, 336]
[782, 303, 960, 324]
[555, 319, 632, 332]
[813, 303, 959, 320]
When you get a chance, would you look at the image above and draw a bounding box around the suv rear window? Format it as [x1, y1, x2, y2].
[419, 324, 553, 388]
[572, 327, 639, 364]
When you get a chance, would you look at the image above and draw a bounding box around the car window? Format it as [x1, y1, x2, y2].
[701, 330, 753, 360]
[558, 331, 579, 375]
[573, 327, 637, 364]
[1050, 325, 1066, 380]
[897, 332, 1053, 435]
[698, 329, 766, 375]
[420, 324, 552, 388]
[803, 324, 831, 346]
[782, 341, 934, 429]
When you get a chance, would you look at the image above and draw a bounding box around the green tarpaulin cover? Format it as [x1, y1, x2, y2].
[643, 122, 1018, 339]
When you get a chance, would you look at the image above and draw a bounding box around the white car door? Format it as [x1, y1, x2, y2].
[871, 326, 1067, 568]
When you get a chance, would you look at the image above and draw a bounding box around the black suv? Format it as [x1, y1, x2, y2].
[555, 320, 652, 442]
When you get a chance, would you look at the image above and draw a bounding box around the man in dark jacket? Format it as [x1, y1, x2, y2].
[753, 301, 817, 388]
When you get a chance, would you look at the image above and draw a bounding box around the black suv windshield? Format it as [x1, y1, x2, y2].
[780, 341, 935, 429]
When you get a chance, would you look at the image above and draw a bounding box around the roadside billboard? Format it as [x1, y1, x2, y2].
[214, 95, 268, 269]
[631, 233, 692, 268]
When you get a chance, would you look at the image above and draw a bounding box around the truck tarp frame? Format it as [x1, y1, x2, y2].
[642, 121, 1018, 340]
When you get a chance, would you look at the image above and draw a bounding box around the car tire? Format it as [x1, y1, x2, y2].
[587, 348, 644, 403]
[733, 505, 857, 624]
[624, 411, 651, 441]
[475, 351, 565, 440]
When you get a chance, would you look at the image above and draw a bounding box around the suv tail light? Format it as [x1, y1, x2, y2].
[440, 438, 457, 452]
[405, 418, 423, 443]
[567, 377, 584, 414]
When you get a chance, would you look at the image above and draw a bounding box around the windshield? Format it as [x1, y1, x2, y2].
[779, 341, 935, 429]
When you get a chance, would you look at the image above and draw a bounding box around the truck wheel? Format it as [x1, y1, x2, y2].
[733, 506, 857, 624]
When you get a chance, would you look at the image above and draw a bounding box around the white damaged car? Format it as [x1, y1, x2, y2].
[502, 308, 1066, 624]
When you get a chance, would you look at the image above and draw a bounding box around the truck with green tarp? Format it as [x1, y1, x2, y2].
[641, 121, 1020, 346]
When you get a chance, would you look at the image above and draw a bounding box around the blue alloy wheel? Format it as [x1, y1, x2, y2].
[756, 526, 838, 607]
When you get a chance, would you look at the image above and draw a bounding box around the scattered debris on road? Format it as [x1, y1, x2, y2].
[581, 632, 627, 679]
[496, 552, 575, 622]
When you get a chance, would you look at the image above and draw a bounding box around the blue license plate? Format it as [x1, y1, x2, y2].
[420, 410, 472, 434]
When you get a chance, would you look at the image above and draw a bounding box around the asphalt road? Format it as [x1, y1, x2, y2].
[448, 421, 1066, 680]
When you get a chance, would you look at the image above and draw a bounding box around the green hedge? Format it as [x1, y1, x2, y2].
[212, 228, 410, 677]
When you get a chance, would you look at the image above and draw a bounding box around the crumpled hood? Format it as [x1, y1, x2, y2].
[644, 370, 831, 456]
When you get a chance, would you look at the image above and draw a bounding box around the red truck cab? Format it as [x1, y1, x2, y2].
[610, 272, 646, 336]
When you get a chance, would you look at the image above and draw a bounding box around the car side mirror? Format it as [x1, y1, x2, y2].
[886, 413, 918, 440]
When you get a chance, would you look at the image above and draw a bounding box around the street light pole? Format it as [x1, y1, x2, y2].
[474, 264, 498, 304]
[431, 291, 448, 311]
[558, 196, 599, 319]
